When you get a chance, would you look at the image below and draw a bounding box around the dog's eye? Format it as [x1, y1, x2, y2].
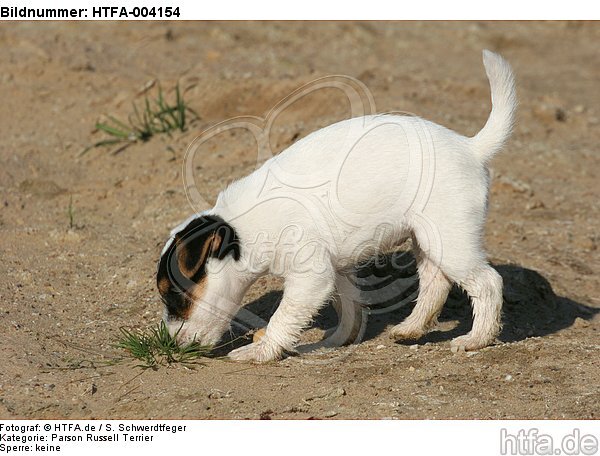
[162, 289, 192, 320]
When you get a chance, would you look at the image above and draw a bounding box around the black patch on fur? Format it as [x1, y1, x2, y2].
[157, 215, 241, 320]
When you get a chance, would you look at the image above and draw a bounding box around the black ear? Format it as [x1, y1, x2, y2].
[173, 215, 241, 282]
[211, 223, 241, 261]
[175, 229, 215, 279]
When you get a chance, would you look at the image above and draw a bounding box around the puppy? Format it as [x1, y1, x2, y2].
[157, 50, 516, 362]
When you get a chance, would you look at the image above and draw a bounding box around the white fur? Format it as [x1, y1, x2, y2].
[163, 50, 516, 362]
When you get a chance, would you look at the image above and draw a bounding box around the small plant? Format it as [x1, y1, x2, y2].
[116, 321, 212, 368]
[67, 195, 75, 229]
[81, 83, 198, 155]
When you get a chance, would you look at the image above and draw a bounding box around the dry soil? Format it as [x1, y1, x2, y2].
[0, 21, 598, 419]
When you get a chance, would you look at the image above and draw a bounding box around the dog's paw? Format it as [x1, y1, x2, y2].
[450, 333, 492, 351]
[227, 341, 283, 363]
[389, 322, 426, 342]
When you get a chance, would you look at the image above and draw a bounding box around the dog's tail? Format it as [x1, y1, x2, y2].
[470, 50, 517, 164]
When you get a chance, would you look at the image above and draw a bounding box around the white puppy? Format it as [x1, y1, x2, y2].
[157, 50, 516, 362]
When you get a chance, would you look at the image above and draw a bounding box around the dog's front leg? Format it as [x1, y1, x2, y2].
[228, 269, 336, 363]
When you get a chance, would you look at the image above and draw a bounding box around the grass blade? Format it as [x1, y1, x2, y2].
[107, 115, 133, 133]
[96, 122, 130, 139]
[176, 84, 186, 130]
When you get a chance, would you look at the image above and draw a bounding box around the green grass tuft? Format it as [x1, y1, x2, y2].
[116, 321, 211, 368]
[67, 195, 75, 229]
[81, 83, 198, 156]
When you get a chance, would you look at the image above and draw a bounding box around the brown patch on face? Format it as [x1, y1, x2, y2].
[182, 276, 209, 320]
[178, 297, 194, 320]
[158, 277, 170, 295]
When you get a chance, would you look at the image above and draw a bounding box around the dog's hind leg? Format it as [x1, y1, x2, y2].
[452, 264, 503, 350]
[403, 216, 503, 350]
[390, 238, 452, 341]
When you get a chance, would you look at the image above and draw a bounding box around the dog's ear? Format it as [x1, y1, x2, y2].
[175, 231, 215, 279]
[210, 224, 241, 261]
[174, 217, 241, 280]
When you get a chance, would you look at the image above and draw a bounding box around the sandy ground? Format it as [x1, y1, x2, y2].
[0, 21, 598, 419]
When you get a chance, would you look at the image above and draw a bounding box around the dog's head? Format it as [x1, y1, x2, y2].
[157, 214, 242, 346]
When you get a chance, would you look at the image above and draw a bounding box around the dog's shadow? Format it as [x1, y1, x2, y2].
[232, 252, 598, 350]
